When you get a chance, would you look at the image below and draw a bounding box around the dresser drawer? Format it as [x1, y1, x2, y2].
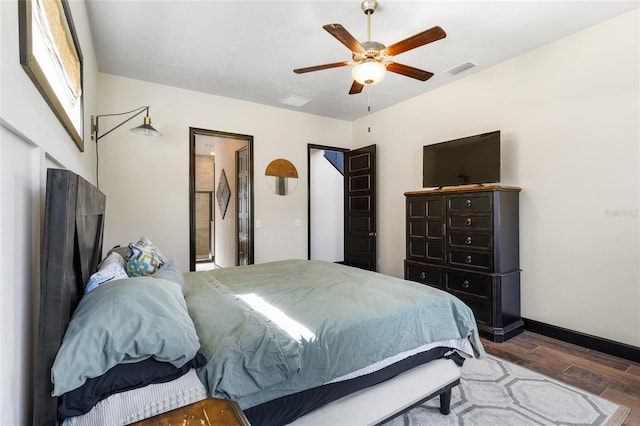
[445, 270, 492, 298]
[407, 236, 444, 262]
[449, 214, 492, 231]
[449, 232, 492, 250]
[448, 194, 492, 212]
[405, 262, 443, 289]
[449, 250, 492, 270]
[455, 295, 492, 325]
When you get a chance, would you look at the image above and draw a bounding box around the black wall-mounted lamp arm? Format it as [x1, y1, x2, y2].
[91, 106, 161, 189]
[91, 105, 155, 142]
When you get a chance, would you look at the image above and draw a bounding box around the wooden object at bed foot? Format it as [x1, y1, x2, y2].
[130, 398, 250, 426]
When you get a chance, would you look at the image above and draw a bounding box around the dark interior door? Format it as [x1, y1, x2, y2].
[344, 144, 377, 271]
[236, 146, 249, 266]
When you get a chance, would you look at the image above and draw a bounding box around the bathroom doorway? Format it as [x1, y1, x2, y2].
[189, 128, 254, 271]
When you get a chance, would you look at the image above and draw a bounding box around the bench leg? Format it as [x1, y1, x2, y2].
[439, 388, 452, 415]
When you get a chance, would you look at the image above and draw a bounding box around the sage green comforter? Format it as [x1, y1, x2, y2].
[184, 259, 484, 409]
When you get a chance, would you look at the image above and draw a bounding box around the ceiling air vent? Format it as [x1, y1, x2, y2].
[279, 95, 312, 108]
[445, 61, 478, 76]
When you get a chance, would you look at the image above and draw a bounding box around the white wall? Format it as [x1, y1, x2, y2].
[97, 74, 353, 270]
[353, 10, 640, 347]
[310, 149, 344, 262]
[0, 0, 99, 423]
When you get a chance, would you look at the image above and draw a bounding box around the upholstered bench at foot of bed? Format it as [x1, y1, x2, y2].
[289, 358, 461, 425]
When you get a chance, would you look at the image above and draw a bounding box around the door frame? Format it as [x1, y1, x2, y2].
[189, 127, 254, 271]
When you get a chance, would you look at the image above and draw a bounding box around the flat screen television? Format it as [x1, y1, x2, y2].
[423, 130, 501, 188]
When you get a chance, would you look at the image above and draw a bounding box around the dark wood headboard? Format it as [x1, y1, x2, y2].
[33, 169, 106, 425]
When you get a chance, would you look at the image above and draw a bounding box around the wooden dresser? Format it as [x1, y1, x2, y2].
[404, 185, 523, 342]
[131, 398, 250, 425]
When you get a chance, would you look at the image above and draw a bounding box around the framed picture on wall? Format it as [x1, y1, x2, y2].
[217, 169, 231, 219]
[19, 0, 85, 151]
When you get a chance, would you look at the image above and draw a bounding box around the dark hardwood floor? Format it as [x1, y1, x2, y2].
[482, 331, 640, 426]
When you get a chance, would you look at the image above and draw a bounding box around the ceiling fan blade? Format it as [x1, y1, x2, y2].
[323, 24, 366, 53]
[386, 26, 446, 56]
[294, 61, 351, 74]
[349, 81, 364, 95]
[386, 63, 434, 81]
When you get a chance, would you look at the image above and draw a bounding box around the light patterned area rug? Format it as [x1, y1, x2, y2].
[387, 354, 630, 426]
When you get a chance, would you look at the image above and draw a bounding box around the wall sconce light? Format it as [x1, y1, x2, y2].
[91, 105, 162, 188]
[91, 105, 162, 141]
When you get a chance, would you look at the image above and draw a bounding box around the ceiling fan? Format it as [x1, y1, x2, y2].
[293, 0, 446, 95]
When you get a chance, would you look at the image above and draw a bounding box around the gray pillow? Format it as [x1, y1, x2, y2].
[152, 260, 185, 294]
[104, 245, 129, 261]
[51, 276, 200, 396]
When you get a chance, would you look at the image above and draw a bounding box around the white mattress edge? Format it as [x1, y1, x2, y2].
[326, 338, 473, 384]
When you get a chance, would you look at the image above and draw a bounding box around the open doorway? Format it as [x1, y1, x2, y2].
[308, 143, 378, 270]
[308, 144, 348, 262]
[189, 128, 254, 271]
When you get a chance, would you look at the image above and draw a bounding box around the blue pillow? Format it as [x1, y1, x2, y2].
[85, 253, 128, 293]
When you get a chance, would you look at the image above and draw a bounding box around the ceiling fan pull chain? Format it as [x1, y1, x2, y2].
[367, 87, 372, 133]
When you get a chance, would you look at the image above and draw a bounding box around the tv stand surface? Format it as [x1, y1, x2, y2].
[408, 184, 519, 195]
[436, 183, 488, 190]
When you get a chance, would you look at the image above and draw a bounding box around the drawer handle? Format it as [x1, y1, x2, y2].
[420, 272, 426, 279]
[466, 236, 472, 245]
[466, 217, 472, 226]
[463, 280, 470, 288]
[465, 255, 472, 264]
[465, 199, 472, 207]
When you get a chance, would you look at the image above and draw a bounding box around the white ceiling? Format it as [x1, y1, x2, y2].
[86, 1, 638, 122]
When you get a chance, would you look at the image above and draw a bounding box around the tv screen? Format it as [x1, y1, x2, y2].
[423, 131, 501, 188]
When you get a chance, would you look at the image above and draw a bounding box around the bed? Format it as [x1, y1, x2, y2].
[33, 168, 484, 425]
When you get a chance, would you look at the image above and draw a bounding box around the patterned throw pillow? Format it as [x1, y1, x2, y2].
[125, 237, 167, 277]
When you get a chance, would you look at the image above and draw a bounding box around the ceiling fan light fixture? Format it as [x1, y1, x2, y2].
[352, 60, 386, 85]
[293, 1, 446, 94]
